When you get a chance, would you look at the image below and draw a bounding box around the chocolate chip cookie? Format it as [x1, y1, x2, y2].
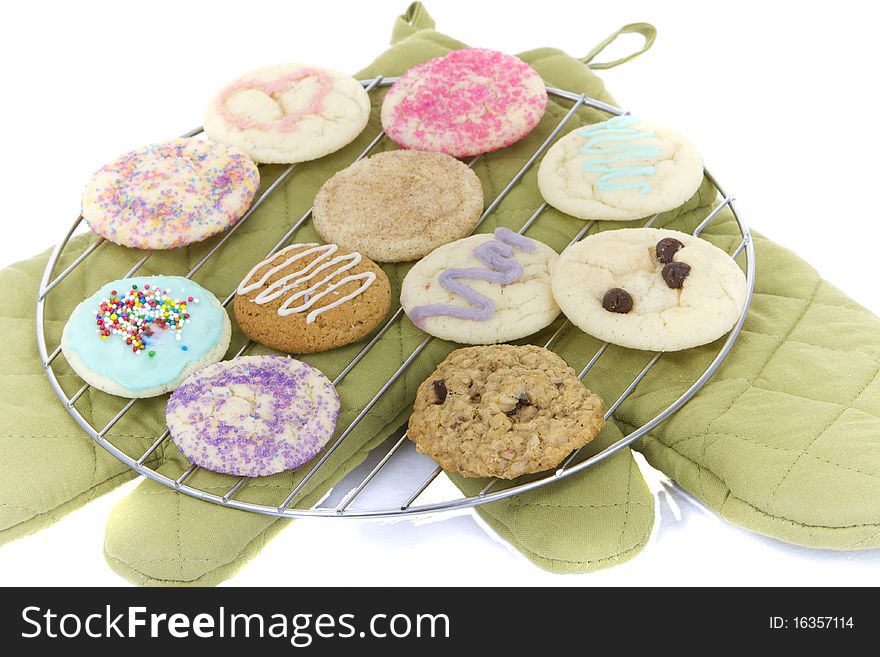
[551, 227, 747, 351]
[407, 344, 605, 479]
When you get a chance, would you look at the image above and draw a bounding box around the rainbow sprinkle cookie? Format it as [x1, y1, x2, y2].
[203, 63, 371, 164]
[166, 355, 340, 477]
[381, 48, 548, 157]
[61, 275, 231, 398]
[81, 138, 259, 250]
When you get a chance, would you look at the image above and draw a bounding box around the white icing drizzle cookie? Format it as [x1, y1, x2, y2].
[237, 244, 376, 324]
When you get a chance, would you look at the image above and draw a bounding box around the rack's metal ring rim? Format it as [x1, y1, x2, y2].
[35, 82, 755, 519]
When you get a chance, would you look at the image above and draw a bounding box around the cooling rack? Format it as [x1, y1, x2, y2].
[35, 78, 756, 519]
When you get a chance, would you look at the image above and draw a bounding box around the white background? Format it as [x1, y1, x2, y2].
[1, 0, 878, 586]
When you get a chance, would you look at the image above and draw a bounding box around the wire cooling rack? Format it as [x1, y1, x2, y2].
[35, 78, 756, 518]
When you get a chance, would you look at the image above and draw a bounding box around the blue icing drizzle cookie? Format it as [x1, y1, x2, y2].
[537, 116, 704, 222]
[61, 275, 231, 398]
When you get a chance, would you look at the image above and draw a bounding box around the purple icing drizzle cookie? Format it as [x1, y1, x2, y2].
[407, 228, 535, 325]
[166, 355, 340, 477]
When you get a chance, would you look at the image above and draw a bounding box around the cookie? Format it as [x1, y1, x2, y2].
[61, 276, 231, 398]
[381, 48, 548, 157]
[400, 228, 560, 344]
[204, 63, 371, 164]
[312, 150, 484, 263]
[166, 355, 340, 477]
[408, 345, 604, 479]
[552, 228, 747, 351]
[537, 116, 704, 221]
[82, 138, 260, 250]
[234, 243, 391, 354]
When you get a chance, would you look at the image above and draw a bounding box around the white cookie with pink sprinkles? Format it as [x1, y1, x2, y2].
[381, 48, 548, 157]
[204, 63, 371, 164]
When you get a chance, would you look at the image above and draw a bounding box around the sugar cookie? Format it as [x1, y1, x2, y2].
[82, 138, 259, 250]
[204, 63, 371, 164]
[400, 228, 560, 344]
[552, 228, 747, 351]
[61, 276, 231, 398]
[538, 116, 704, 221]
[381, 48, 547, 157]
[166, 355, 340, 477]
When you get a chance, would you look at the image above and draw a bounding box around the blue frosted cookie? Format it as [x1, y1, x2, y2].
[61, 275, 231, 398]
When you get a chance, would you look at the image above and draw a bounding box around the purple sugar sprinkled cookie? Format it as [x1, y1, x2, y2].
[166, 355, 340, 477]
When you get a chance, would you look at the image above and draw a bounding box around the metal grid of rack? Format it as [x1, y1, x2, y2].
[35, 78, 756, 518]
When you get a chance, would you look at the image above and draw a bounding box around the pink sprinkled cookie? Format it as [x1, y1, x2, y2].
[166, 355, 340, 477]
[204, 63, 371, 164]
[82, 138, 259, 250]
[381, 48, 548, 157]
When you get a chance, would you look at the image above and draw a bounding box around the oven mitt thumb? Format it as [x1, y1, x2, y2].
[617, 203, 880, 549]
[454, 421, 653, 574]
[0, 236, 165, 544]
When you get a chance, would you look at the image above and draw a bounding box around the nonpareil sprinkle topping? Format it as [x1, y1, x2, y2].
[94, 283, 198, 354]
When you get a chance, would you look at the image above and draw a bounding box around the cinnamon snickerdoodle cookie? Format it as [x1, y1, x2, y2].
[312, 150, 484, 263]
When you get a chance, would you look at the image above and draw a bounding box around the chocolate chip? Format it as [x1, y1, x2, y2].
[432, 379, 447, 404]
[662, 262, 691, 288]
[602, 288, 634, 314]
[506, 393, 531, 416]
[655, 237, 684, 264]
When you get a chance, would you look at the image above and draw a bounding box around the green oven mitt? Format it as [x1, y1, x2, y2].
[623, 216, 880, 550]
[6, 2, 879, 588]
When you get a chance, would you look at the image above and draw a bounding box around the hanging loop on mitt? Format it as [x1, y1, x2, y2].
[392, 2, 436, 43]
[582, 23, 657, 69]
